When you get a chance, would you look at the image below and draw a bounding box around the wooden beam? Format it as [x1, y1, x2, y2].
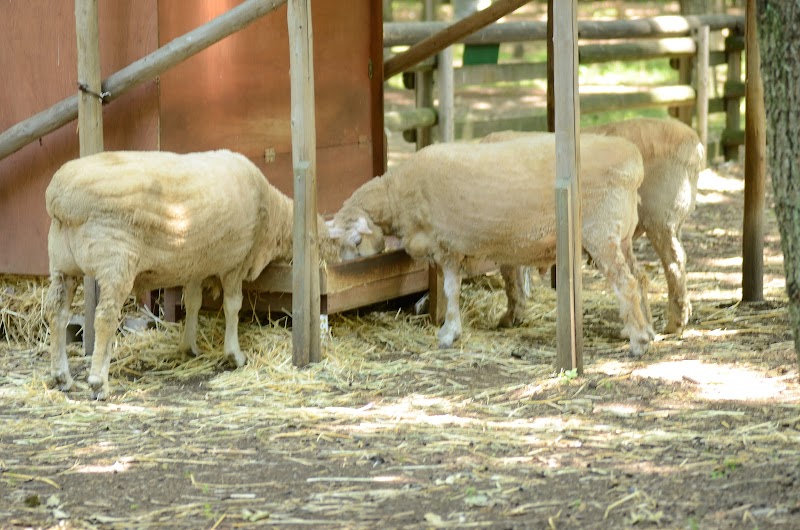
[742, 0, 765, 302]
[288, 0, 321, 366]
[75, 0, 104, 356]
[0, 0, 287, 162]
[383, 15, 745, 47]
[553, 0, 583, 374]
[383, 0, 532, 79]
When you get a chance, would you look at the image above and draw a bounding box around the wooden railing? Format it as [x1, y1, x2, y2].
[385, 14, 745, 160]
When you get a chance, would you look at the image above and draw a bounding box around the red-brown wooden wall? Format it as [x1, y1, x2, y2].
[0, 0, 384, 275]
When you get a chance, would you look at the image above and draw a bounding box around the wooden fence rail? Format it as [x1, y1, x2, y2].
[385, 14, 746, 159]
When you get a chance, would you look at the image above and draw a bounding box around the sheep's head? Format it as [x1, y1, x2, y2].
[327, 215, 385, 261]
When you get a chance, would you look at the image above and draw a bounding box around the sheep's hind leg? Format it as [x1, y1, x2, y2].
[220, 273, 246, 368]
[45, 273, 77, 391]
[647, 227, 690, 335]
[180, 280, 203, 356]
[87, 274, 134, 400]
[584, 233, 652, 356]
[437, 259, 463, 348]
[498, 265, 525, 328]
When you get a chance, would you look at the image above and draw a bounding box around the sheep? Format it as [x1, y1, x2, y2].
[45, 149, 338, 400]
[328, 133, 655, 355]
[483, 118, 703, 334]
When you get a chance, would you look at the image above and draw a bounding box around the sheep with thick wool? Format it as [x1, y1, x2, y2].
[329, 133, 655, 355]
[45, 149, 338, 400]
[484, 118, 703, 334]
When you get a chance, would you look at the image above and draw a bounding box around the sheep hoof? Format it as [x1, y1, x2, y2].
[180, 343, 201, 357]
[88, 375, 109, 401]
[662, 321, 684, 335]
[51, 371, 74, 392]
[628, 335, 651, 357]
[226, 350, 247, 368]
[497, 312, 523, 329]
[436, 328, 460, 349]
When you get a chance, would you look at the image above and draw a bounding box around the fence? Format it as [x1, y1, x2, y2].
[384, 14, 745, 160]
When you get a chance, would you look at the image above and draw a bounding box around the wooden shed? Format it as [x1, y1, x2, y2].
[0, 0, 384, 276]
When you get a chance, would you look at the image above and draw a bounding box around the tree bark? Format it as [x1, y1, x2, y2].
[757, 0, 800, 371]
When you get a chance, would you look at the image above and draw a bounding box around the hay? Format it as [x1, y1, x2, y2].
[1, 275, 50, 345]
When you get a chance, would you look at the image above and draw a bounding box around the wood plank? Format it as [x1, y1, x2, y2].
[742, 0, 765, 302]
[383, 15, 745, 47]
[288, 0, 321, 366]
[245, 248, 427, 294]
[75, 0, 104, 357]
[553, 0, 583, 374]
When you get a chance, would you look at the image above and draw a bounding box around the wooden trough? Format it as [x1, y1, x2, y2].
[158, 248, 430, 322]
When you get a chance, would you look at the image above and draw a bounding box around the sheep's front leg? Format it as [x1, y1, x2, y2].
[45, 273, 77, 391]
[180, 280, 203, 356]
[220, 274, 246, 368]
[437, 259, 463, 348]
[648, 228, 690, 334]
[498, 265, 525, 328]
[88, 276, 133, 400]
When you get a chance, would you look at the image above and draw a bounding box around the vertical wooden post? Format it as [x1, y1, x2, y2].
[546, 0, 557, 290]
[553, 0, 583, 374]
[416, 0, 435, 150]
[742, 0, 765, 302]
[420, 0, 445, 326]
[673, 57, 694, 125]
[437, 45, 455, 143]
[724, 31, 742, 161]
[288, 0, 321, 365]
[75, 0, 104, 356]
[695, 25, 710, 156]
[546, 0, 555, 135]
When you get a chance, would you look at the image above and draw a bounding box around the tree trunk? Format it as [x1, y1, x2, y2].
[757, 0, 800, 372]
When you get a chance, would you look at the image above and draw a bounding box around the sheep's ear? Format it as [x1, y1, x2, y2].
[327, 225, 345, 239]
[355, 216, 373, 235]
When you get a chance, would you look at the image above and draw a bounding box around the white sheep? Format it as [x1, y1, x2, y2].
[329, 133, 655, 355]
[589, 118, 702, 333]
[45, 149, 337, 400]
[484, 118, 703, 334]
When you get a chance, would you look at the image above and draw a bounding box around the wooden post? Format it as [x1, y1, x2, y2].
[553, 0, 583, 374]
[724, 30, 742, 161]
[695, 25, 709, 156]
[288, 0, 321, 366]
[0, 0, 287, 163]
[415, 0, 435, 150]
[742, 0, 765, 302]
[546, 0, 557, 290]
[383, 0, 532, 79]
[546, 0, 555, 134]
[672, 57, 694, 125]
[437, 46, 455, 143]
[75, 0, 104, 356]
